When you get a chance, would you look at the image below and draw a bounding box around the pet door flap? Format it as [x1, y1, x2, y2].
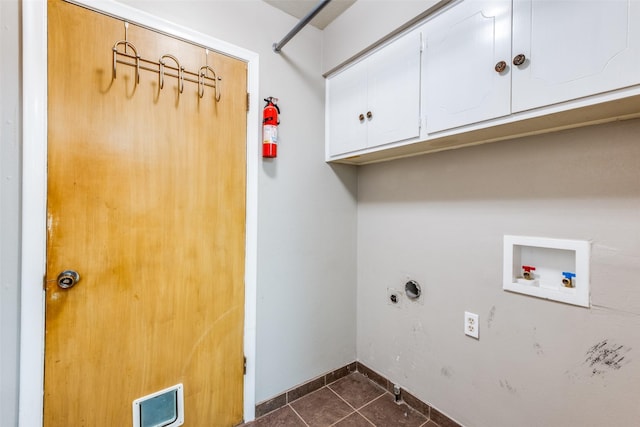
[133, 384, 184, 427]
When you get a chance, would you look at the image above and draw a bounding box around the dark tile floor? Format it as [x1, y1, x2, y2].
[242, 372, 440, 427]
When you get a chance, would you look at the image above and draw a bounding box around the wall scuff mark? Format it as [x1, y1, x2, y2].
[440, 366, 453, 378]
[533, 342, 544, 356]
[585, 339, 631, 376]
[499, 379, 517, 395]
[487, 305, 496, 328]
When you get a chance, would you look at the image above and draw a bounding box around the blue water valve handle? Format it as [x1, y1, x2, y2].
[561, 272, 576, 288]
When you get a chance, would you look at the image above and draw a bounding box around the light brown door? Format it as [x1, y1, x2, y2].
[45, 1, 247, 425]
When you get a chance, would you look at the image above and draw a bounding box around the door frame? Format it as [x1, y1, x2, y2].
[20, 1, 259, 425]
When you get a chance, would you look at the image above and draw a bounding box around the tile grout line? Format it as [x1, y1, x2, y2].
[358, 366, 442, 426]
[332, 372, 428, 427]
[326, 375, 391, 427]
[356, 393, 389, 427]
[357, 411, 377, 427]
[419, 415, 439, 427]
[327, 412, 357, 427]
[325, 376, 390, 427]
[325, 385, 359, 426]
[252, 370, 443, 427]
[287, 403, 311, 427]
[326, 384, 359, 411]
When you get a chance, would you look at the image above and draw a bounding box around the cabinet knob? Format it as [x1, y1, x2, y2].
[358, 113, 365, 121]
[494, 61, 507, 73]
[513, 54, 526, 66]
[366, 111, 373, 119]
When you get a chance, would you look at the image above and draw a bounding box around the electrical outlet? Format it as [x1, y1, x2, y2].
[464, 311, 479, 339]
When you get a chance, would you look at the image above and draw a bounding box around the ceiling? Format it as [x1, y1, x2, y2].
[263, 0, 356, 30]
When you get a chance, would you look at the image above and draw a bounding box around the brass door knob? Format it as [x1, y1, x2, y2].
[494, 61, 507, 73]
[513, 54, 526, 66]
[358, 113, 365, 121]
[366, 111, 372, 119]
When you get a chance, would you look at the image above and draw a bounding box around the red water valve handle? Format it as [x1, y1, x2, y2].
[522, 265, 536, 272]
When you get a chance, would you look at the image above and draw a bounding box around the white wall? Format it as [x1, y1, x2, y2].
[116, 0, 358, 404]
[357, 121, 640, 426]
[1, 1, 21, 426]
[323, 0, 439, 72]
[324, 1, 640, 426]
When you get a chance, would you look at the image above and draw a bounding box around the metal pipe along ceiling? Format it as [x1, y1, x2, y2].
[273, 0, 332, 53]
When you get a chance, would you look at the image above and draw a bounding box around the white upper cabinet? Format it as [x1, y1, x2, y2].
[511, 0, 640, 113]
[325, 0, 640, 164]
[425, 0, 640, 134]
[327, 59, 369, 157]
[366, 30, 422, 148]
[424, 1, 512, 133]
[326, 28, 422, 159]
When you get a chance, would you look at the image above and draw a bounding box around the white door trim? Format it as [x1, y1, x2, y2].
[20, 1, 259, 425]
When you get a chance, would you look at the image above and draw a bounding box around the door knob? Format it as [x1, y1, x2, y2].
[366, 111, 372, 119]
[494, 60, 507, 73]
[358, 113, 365, 121]
[57, 270, 80, 289]
[513, 54, 526, 66]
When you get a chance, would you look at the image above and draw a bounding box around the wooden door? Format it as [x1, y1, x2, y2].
[45, 1, 247, 426]
[512, 0, 640, 113]
[424, 0, 511, 133]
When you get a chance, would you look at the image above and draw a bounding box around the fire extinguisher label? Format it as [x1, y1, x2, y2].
[263, 124, 278, 144]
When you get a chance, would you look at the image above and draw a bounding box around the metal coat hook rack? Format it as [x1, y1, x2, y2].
[111, 22, 221, 101]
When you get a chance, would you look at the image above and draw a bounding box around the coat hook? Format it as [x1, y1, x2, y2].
[159, 54, 184, 93]
[198, 65, 221, 101]
[112, 40, 140, 85]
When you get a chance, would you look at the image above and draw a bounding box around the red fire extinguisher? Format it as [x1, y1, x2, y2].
[262, 97, 280, 158]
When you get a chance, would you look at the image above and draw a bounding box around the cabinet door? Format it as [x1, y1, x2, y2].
[512, 0, 640, 113]
[367, 29, 422, 148]
[327, 59, 368, 157]
[424, 0, 512, 133]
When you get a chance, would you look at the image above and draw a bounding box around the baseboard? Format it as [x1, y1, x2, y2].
[255, 362, 357, 418]
[255, 361, 462, 427]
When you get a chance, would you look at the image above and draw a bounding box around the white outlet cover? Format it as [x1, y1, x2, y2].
[464, 312, 479, 339]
